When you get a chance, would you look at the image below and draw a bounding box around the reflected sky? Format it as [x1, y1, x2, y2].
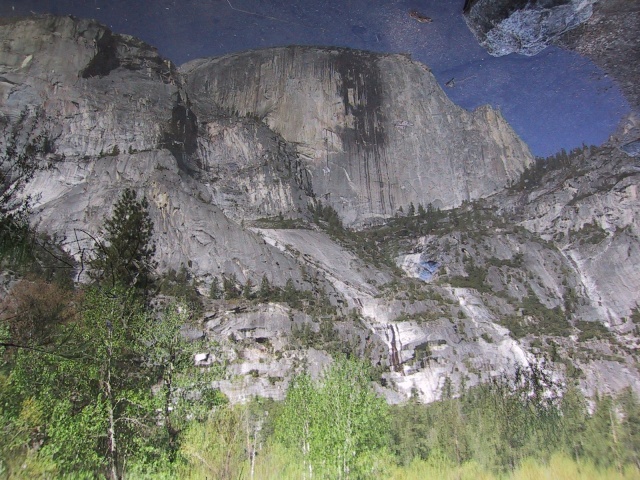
[0, 0, 630, 157]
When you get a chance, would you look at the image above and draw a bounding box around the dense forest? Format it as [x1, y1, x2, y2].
[1, 161, 640, 479]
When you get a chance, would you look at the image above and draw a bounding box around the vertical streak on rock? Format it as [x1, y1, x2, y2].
[388, 324, 401, 372]
[334, 50, 389, 215]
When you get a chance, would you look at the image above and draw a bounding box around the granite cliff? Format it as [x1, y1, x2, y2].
[1, 15, 639, 403]
[181, 47, 532, 227]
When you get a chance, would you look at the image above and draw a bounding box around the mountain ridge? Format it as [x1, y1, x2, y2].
[1, 15, 639, 403]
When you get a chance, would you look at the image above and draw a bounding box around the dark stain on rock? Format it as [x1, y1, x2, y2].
[162, 91, 200, 174]
[81, 28, 119, 78]
[81, 28, 175, 82]
[333, 49, 392, 214]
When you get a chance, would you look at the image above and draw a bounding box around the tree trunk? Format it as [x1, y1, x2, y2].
[106, 330, 119, 480]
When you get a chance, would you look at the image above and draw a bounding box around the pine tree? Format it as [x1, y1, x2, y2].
[222, 273, 239, 300]
[417, 203, 426, 218]
[209, 277, 221, 300]
[258, 274, 271, 302]
[89, 189, 156, 293]
[243, 278, 254, 300]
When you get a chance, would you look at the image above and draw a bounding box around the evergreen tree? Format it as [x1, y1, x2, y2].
[209, 277, 221, 300]
[222, 273, 239, 299]
[258, 274, 271, 302]
[89, 189, 156, 293]
[243, 278, 255, 300]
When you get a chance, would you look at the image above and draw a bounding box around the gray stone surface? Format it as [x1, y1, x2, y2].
[181, 46, 533, 227]
[2, 15, 639, 404]
[463, 0, 596, 56]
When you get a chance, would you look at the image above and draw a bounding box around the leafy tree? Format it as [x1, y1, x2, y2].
[179, 404, 246, 480]
[89, 188, 157, 293]
[276, 357, 390, 479]
[67, 287, 153, 479]
[5, 287, 155, 479]
[141, 301, 216, 461]
[277, 373, 316, 478]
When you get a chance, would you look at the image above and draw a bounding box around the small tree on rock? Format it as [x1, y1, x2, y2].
[89, 188, 156, 293]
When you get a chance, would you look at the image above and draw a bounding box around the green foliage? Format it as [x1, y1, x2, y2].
[1, 287, 149, 477]
[209, 276, 222, 299]
[510, 145, 596, 192]
[309, 200, 344, 234]
[178, 404, 246, 480]
[259, 274, 272, 301]
[289, 317, 352, 356]
[252, 215, 308, 229]
[142, 301, 202, 459]
[520, 291, 571, 336]
[89, 188, 157, 294]
[157, 265, 203, 312]
[243, 277, 255, 300]
[572, 221, 609, 245]
[222, 273, 240, 299]
[254, 276, 336, 316]
[448, 259, 490, 293]
[0, 287, 214, 478]
[387, 368, 640, 477]
[275, 357, 390, 479]
[498, 290, 571, 339]
[391, 367, 560, 472]
[575, 320, 612, 342]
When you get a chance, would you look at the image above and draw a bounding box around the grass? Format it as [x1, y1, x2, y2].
[244, 450, 640, 480]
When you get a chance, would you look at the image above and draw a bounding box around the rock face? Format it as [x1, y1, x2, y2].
[181, 47, 533, 227]
[497, 146, 640, 325]
[1, 16, 639, 404]
[0, 16, 313, 288]
[463, 0, 597, 56]
[556, 0, 640, 149]
[464, 0, 640, 152]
